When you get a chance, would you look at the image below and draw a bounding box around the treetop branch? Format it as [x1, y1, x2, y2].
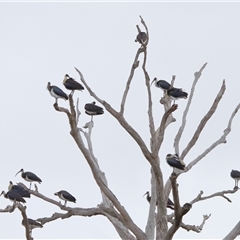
[174, 62, 208, 155]
[181, 79, 226, 160]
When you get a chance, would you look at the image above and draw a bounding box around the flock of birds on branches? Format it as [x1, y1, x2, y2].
[1, 31, 240, 236]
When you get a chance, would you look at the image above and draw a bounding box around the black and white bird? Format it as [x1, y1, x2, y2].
[167, 87, 188, 102]
[8, 181, 31, 198]
[151, 78, 171, 91]
[15, 169, 42, 190]
[63, 74, 84, 94]
[0, 190, 26, 203]
[47, 82, 68, 104]
[84, 101, 104, 121]
[166, 153, 185, 170]
[143, 191, 174, 210]
[54, 190, 76, 206]
[230, 170, 240, 188]
[135, 32, 148, 44]
[22, 218, 43, 236]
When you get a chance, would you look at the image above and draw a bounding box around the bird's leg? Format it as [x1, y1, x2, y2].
[64, 200, 67, 207]
[29, 183, 32, 190]
[91, 116, 93, 122]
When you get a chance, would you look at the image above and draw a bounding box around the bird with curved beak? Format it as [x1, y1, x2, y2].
[0, 190, 26, 203]
[47, 82, 68, 104]
[151, 78, 171, 91]
[63, 74, 84, 94]
[54, 190, 76, 206]
[15, 169, 42, 190]
[143, 191, 174, 210]
[166, 153, 185, 170]
[230, 169, 240, 188]
[84, 101, 104, 121]
[8, 181, 30, 198]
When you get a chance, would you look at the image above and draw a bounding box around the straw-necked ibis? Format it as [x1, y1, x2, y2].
[63, 74, 84, 94]
[135, 32, 148, 44]
[143, 191, 174, 210]
[151, 78, 171, 91]
[47, 82, 68, 104]
[84, 101, 104, 120]
[231, 170, 240, 188]
[54, 190, 76, 206]
[0, 190, 26, 203]
[167, 87, 188, 102]
[166, 153, 185, 170]
[8, 181, 30, 198]
[15, 169, 42, 189]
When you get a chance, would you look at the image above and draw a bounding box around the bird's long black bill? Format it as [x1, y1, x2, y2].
[15, 170, 21, 177]
[143, 192, 148, 197]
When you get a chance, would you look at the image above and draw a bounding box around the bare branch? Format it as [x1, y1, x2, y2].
[181, 79, 226, 160]
[139, 15, 149, 46]
[174, 62, 208, 155]
[190, 188, 238, 205]
[53, 103, 71, 117]
[37, 207, 103, 225]
[142, 38, 155, 142]
[120, 48, 143, 115]
[223, 220, 240, 240]
[165, 174, 192, 240]
[154, 104, 178, 154]
[55, 91, 147, 240]
[167, 213, 211, 233]
[198, 214, 211, 231]
[186, 102, 240, 170]
[17, 204, 32, 240]
[0, 203, 16, 213]
[76, 98, 81, 126]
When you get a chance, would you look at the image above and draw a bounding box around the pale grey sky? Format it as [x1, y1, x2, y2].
[0, 2, 240, 239]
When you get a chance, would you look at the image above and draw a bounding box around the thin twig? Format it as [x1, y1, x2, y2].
[190, 188, 238, 205]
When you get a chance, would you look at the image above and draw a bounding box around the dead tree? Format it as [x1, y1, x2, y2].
[1, 16, 240, 240]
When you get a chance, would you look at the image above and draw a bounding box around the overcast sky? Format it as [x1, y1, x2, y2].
[0, 2, 240, 239]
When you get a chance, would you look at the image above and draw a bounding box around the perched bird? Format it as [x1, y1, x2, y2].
[230, 170, 240, 188]
[167, 87, 188, 102]
[151, 78, 171, 91]
[84, 101, 104, 121]
[166, 153, 185, 170]
[0, 190, 26, 203]
[135, 32, 148, 44]
[54, 190, 76, 206]
[22, 218, 43, 236]
[63, 74, 84, 94]
[143, 191, 174, 210]
[15, 169, 42, 190]
[8, 181, 30, 198]
[47, 82, 68, 104]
